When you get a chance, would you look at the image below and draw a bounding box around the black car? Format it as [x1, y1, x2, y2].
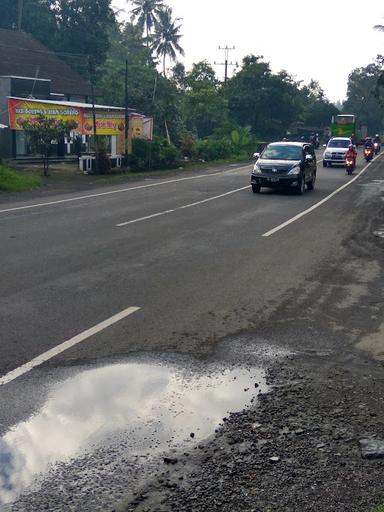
[251, 142, 317, 194]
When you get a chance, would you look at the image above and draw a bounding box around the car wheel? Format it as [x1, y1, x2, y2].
[252, 184, 261, 193]
[297, 175, 305, 195]
[322, 161, 327, 167]
[307, 173, 316, 190]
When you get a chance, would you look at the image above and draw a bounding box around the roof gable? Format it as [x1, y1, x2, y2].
[0, 29, 92, 97]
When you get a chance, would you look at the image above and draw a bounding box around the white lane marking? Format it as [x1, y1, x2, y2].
[117, 186, 249, 227]
[0, 164, 250, 215]
[117, 209, 176, 226]
[262, 154, 383, 237]
[0, 306, 141, 386]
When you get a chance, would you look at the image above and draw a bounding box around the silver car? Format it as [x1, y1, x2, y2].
[323, 137, 351, 167]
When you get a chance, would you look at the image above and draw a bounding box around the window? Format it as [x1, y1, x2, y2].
[261, 145, 303, 161]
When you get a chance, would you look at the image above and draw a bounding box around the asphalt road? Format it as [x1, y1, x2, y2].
[0, 151, 381, 379]
[0, 149, 384, 509]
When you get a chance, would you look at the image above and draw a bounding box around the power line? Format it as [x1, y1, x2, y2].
[214, 45, 237, 84]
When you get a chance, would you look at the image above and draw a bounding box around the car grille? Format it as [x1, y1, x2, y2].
[331, 152, 345, 160]
[260, 167, 289, 174]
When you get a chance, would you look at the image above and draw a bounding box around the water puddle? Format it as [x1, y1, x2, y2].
[0, 359, 267, 506]
[373, 227, 384, 239]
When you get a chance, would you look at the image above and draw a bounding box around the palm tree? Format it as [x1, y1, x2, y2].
[130, 0, 164, 48]
[152, 7, 184, 76]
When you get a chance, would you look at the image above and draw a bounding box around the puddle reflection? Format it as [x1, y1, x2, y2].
[0, 361, 266, 504]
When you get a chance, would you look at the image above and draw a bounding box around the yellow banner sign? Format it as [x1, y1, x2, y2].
[82, 110, 125, 136]
[8, 98, 81, 131]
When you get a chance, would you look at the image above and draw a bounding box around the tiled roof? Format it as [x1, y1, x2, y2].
[0, 29, 93, 97]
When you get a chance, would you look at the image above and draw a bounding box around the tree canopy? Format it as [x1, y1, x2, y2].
[343, 57, 384, 134]
[2, 0, 369, 166]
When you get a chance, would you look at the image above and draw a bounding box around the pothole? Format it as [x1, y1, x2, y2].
[0, 358, 268, 506]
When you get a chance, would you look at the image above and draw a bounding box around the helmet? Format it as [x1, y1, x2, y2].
[376, 134, 379, 137]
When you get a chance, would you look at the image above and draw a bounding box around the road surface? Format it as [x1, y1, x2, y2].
[0, 150, 383, 510]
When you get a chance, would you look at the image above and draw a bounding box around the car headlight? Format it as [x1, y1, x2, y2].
[253, 164, 262, 173]
[325, 152, 332, 158]
[288, 165, 301, 175]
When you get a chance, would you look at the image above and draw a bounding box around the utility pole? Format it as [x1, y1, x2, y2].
[88, 57, 99, 175]
[124, 59, 129, 167]
[215, 45, 237, 84]
[17, 0, 23, 30]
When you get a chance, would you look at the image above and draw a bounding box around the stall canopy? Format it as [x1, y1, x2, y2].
[7, 97, 153, 139]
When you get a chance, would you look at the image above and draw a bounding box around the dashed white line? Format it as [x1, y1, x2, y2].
[0, 306, 141, 386]
[117, 186, 249, 227]
[262, 154, 383, 237]
[0, 164, 250, 215]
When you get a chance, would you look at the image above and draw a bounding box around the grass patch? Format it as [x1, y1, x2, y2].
[0, 164, 42, 192]
[372, 506, 384, 512]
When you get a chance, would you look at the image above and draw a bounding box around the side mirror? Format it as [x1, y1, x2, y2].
[305, 154, 314, 162]
[322, 144, 327, 148]
[253, 152, 260, 159]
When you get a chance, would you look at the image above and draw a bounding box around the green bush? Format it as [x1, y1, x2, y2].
[180, 133, 197, 158]
[0, 165, 42, 192]
[195, 137, 233, 161]
[130, 137, 180, 170]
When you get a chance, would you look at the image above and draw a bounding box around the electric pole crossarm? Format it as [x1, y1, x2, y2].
[215, 45, 237, 84]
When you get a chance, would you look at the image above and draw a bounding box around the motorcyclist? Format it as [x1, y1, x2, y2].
[310, 132, 316, 147]
[373, 134, 381, 153]
[345, 143, 357, 167]
[364, 137, 374, 149]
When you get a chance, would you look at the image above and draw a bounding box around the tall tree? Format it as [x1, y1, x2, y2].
[181, 62, 227, 137]
[51, 0, 116, 74]
[0, 0, 57, 48]
[130, 0, 164, 49]
[225, 55, 303, 138]
[343, 58, 384, 133]
[97, 22, 182, 142]
[187, 61, 218, 86]
[0, 0, 116, 75]
[151, 7, 184, 76]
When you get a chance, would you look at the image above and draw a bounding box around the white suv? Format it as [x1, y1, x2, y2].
[323, 137, 351, 167]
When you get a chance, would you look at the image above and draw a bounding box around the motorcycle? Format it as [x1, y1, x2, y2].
[345, 156, 355, 175]
[374, 141, 380, 154]
[364, 147, 374, 162]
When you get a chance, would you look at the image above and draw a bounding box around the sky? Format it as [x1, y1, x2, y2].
[112, 0, 384, 103]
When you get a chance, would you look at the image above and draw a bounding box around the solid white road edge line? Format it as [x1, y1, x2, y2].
[0, 306, 141, 386]
[262, 153, 382, 237]
[0, 164, 250, 215]
[117, 186, 249, 227]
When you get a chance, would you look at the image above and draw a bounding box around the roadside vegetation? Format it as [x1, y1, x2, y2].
[0, 163, 42, 192]
[0, 1, 383, 173]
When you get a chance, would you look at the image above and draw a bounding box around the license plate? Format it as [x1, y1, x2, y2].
[268, 177, 279, 182]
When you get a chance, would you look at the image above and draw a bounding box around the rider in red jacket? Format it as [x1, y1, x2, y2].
[345, 144, 357, 166]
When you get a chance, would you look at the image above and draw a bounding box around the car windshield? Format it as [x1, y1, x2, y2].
[327, 139, 350, 148]
[261, 145, 302, 161]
